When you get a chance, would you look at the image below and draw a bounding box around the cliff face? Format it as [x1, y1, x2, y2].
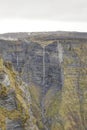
[58, 43, 87, 130]
[0, 58, 39, 130]
[0, 32, 87, 130]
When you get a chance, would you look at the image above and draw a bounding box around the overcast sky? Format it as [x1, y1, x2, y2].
[0, 0, 87, 33]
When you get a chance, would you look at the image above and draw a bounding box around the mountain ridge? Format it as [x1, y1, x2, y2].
[0, 31, 87, 41]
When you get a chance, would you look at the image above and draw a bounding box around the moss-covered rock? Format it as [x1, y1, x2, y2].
[0, 57, 39, 130]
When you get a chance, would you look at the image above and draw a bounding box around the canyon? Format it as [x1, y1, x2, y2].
[0, 31, 87, 130]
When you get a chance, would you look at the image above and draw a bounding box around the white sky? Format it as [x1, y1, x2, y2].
[0, 0, 87, 33]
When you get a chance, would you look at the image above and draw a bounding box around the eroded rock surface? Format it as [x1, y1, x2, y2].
[0, 32, 87, 130]
[0, 58, 39, 130]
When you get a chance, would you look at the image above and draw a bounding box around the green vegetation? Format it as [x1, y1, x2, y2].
[0, 39, 87, 130]
[29, 84, 44, 129]
[0, 58, 35, 130]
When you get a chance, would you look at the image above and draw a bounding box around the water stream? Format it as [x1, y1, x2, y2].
[17, 55, 19, 66]
[57, 41, 63, 64]
[42, 46, 45, 85]
[41, 46, 49, 130]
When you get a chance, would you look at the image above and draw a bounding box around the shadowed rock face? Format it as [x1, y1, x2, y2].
[0, 58, 39, 130]
[6, 119, 23, 130]
[0, 39, 63, 130]
[0, 92, 17, 111]
[0, 41, 63, 93]
[45, 43, 62, 89]
[0, 32, 87, 130]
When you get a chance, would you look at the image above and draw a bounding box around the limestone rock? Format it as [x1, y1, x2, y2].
[0, 32, 87, 130]
[0, 58, 39, 130]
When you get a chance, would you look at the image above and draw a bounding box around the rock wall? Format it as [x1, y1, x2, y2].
[0, 40, 62, 91]
[0, 34, 87, 130]
[0, 57, 39, 130]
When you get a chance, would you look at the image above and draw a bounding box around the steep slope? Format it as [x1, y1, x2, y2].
[58, 43, 87, 130]
[45, 43, 87, 130]
[0, 32, 87, 130]
[0, 57, 39, 130]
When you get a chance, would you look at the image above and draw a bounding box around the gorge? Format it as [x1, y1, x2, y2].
[0, 31, 87, 130]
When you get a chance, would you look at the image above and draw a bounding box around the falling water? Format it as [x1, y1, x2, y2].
[42, 46, 45, 85]
[41, 46, 49, 130]
[17, 55, 19, 66]
[57, 41, 63, 63]
[57, 42, 59, 63]
[57, 41, 64, 86]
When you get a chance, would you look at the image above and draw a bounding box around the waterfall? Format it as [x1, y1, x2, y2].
[57, 41, 64, 87]
[17, 55, 19, 66]
[57, 41, 63, 63]
[42, 46, 45, 85]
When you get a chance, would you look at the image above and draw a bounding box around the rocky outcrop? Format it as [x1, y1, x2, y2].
[0, 57, 39, 130]
[0, 32, 87, 130]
